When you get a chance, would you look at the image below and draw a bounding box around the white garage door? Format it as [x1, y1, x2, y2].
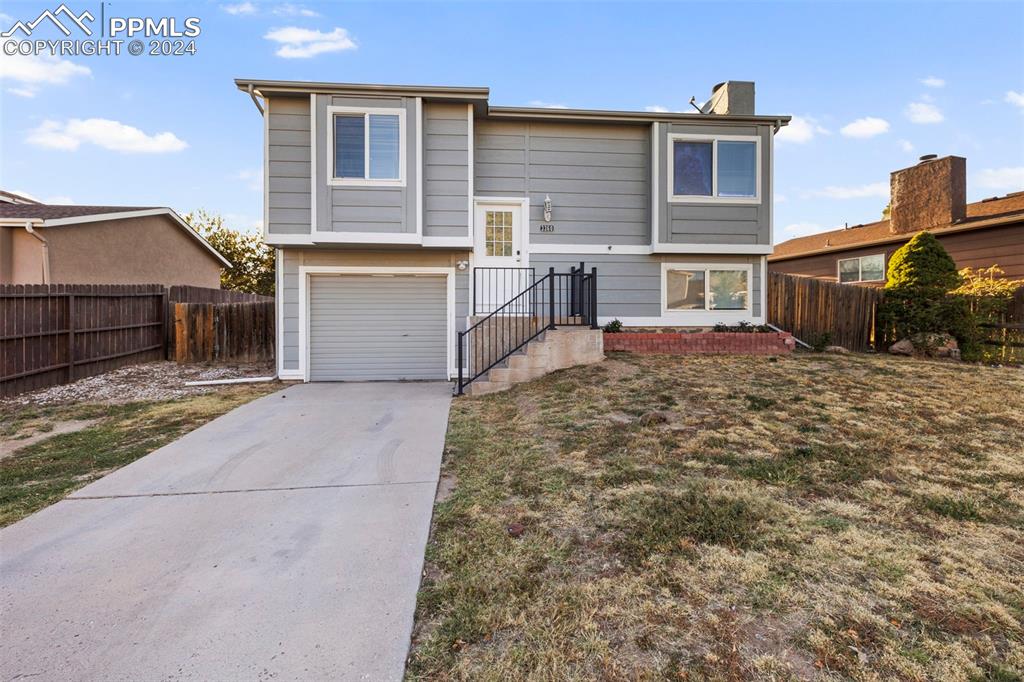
[308, 274, 448, 381]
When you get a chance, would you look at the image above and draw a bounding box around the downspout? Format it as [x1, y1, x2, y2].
[247, 84, 265, 116]
[24, 221, 50, 284]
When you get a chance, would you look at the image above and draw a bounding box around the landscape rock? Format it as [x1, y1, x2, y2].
[506, 523, 525, 538]
[637, 411, 670, 426]
[824, 345, 850, 354]
[910, 332, 959, 358]
[889, 339, 915, 356]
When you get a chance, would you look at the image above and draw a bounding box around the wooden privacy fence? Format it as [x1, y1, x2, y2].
[767, 272, 886, 352]
[1, 284, 167, 397]
[173, 301, 274, 363]
[164, 285, 272, 357]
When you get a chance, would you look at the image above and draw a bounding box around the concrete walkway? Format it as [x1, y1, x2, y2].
[0, 382, 453, 681]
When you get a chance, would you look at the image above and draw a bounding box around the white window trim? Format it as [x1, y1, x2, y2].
[297, 266, 456, 382]
[326, 105, 407, 188]
[837, 253, 885, 283]
[667, 133, 761, 205]
[660, 261, 754, 324]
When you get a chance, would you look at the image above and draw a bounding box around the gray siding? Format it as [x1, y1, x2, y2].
[658, 122, 773, 246]
[281, 249, 300, 368]
[267, 96, 312, 236]
[531, 253, 763, 319]
[313, 95, 418, 234]
[423, 103, 470, 238]
[475, 121, 651, 246]
[308, 275, 447, 381]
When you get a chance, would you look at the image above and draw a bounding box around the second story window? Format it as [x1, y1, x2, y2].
[669, 134, 760, 203]
[329, 106, 405, 186]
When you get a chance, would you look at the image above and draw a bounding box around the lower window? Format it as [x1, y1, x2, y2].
[838, 253, 885, 283]
[665, 266, 750, 312]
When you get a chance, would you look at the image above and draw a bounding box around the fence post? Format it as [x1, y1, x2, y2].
[590, 267, 599, 329]
[160, 289, 169, 360]
[548, 267, 556, 330]
[66, 293, 76, 381]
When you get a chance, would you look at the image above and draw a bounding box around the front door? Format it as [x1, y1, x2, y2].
[474, 202, 527, 313]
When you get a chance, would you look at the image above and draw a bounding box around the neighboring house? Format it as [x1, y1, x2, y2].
[770, 156, 1024, 284]
[0, 202, 230, 287]
[235, 78, 790, 382]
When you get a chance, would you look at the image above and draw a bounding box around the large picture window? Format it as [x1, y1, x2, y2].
[665, 265, 751, 312]
[837, 254, 885, 283]
[328, 106, 405, 186]
[669, 134, 760, 203]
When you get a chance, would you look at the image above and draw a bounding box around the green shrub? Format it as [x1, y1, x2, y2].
[603, 319, 623, 333]
[809, 330, 833, 352]
[877, 232, 977, 354]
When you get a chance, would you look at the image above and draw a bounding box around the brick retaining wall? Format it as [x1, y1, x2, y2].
[603, 331, 796, 355]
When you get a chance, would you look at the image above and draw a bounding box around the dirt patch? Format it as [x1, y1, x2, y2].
[434, 473, 457, 503]
[0, 419, 99, 460]
[1, 361, 275, 407]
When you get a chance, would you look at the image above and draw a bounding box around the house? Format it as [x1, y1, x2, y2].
[769, 156, 1024, 284]
[235, 78, 790, 383]
[0, 201, 231, 287]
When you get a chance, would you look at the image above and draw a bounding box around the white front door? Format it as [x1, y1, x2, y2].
[474, 202, 527, 313]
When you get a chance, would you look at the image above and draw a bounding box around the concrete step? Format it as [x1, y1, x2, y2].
[486, 366, 549, 384]
[465, 379, 512, 396]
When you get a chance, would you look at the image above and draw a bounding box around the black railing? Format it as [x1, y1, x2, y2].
[457, 266, 597, 394]
[473, 267, 535, 315]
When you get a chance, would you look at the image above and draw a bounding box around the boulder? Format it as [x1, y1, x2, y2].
[889, 339, 915, 356]
[824, 345, 850, 354]
[910, 332, 959, 358]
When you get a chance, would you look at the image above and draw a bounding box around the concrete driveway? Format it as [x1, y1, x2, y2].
[0, 382, 453, 681]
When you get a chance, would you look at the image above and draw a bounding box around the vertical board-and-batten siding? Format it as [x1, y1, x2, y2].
[423, 103, 470, 238]
[474, 120, 651, 246]
[312, 94, 418, 235]
[267, 96, 312, 235]
[658, 122, 773, 246]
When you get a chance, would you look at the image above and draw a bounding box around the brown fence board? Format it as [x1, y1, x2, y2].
[172, 301, 274, 364]
[767, 273, 886, 352]
[1, 283, 166, 397]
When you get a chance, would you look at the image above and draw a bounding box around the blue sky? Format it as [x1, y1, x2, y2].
[1, 0, 1022, 243]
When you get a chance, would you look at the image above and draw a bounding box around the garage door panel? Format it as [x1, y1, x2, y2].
[309, 274, 448, 381]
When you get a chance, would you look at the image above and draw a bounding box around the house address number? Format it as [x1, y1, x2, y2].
[539, 224, 555, 232]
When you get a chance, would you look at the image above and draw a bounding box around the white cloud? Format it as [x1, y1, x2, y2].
[898, 139, 914, 152]
[264, 26, 357, 58]
[975, 167, 1024, 190]
[235, 168, 262, 191]
[776, 115, 830, 144]
[1005, 91, 1024, 109]
[645, 105, 669, 113]
[810, 182, 889, 199]
[782, 222, 825, 238]
[776, 194, 788, 203]
[0, 40, 91, 96]
[273, 4, 320, 17]
[221, 2, 256, 15]
[905, 101, 944, 124]
[528, 100, 568, 109]
[920, 76, 945, 88]
[839, 117, 890, 138]
[27, 118, 188, 153]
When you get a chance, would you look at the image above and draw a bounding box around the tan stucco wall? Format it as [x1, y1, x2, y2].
[29, 215, 223, 287]
[0, 227, 47, 284]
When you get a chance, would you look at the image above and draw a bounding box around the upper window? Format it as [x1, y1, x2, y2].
[838, 254, 885, 283]
[665, 265, 750, 312]
[329, 106, 405, 186]
[669, 134, 760, 203]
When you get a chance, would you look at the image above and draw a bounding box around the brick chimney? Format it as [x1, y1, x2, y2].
[889, 155, 966, 234]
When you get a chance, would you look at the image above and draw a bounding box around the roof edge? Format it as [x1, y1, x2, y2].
[234, 78, 490, 100]
[488, 106, 791, 126]
[768, 212, 1024, 262]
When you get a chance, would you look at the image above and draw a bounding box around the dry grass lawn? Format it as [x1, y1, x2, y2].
[408, 353, 1024, 681]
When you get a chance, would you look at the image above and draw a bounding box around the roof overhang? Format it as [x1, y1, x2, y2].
[235, 78, 490, 102]
[487, 106, 791, 128]
[6, 208, 233, 268]
[768, 213, 1024, 262]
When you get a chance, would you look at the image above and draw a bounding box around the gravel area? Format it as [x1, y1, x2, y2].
[2, 361, 277, 407]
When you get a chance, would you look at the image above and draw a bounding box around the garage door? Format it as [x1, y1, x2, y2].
[308, 274, 448, 381]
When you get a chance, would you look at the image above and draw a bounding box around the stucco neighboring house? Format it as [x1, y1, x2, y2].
[236, 78, 790, 383]
[769, 156, 1024, 285]
[0, 201, 231, 287]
